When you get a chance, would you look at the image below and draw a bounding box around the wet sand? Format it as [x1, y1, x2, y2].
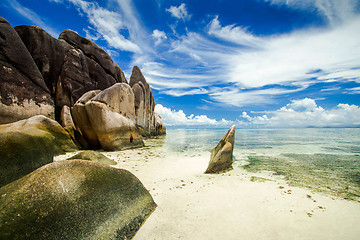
[56, 139, 360, 240]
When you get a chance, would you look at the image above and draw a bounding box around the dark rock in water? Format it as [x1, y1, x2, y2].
[205, 125, 236, 174]
[130, 66, 166, 136]
[72, 83, 144, 150]
[0, 17, 54, 124]
[67, 150, 116, 165]
[0, 160, 157, 240]
[0, 115, 78, 155]
[0, 129, 54, 187]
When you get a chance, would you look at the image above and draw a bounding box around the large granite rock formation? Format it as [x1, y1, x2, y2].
[0, 128, 54, 187]
[0, 17, 54, 124]
[0, 115, 78, 155]
[15, 26, 127, 120]
[130, 66, 166, 136]
[0, 160, 157, 239]
[72, 84, 144, 150]
[205, 125, 236, 174]
[1, 17, 166, 151]
[59, 30, 127, 85]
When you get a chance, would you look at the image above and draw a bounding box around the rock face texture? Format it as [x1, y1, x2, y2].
[1, 17, 165, 150]
[0, 160, 157, 240]
[130, 66, 166, 136]
[14, 26, 127, 120]
[0, 115, 78, 155]
[205, 125, 236, 174]
[0, 18, 54, 124]
[72, 84, 144, 150]
[0, 129, 54, 187]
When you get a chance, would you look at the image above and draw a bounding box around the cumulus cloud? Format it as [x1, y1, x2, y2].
[152, 29, 167, 45]
[241, 98, 360, 128]
[155, 104, 233, 126]
[166, 3, 191, 21]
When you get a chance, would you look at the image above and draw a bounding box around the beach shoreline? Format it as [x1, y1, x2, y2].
[55, 137, 360, 240]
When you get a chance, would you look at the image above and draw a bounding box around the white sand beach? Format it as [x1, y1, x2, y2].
[56, 138, 360, 240]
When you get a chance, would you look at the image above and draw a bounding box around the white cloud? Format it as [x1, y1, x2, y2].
[225, 17, 360, 89]
[161, 88, 209, 97]
[241, 98, 360, 127]
[152, 29, 167, 45]
[166, 3, 191, 21]
[208, 16, 261, 47]
[209, 86, 306, 107]
[155, 104, 233, 126]
[51, 0, 141, 53]
[265, 0, 358, 24]
[140, 14, 360, 104]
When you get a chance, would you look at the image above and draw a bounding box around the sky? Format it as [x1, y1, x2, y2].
[1, 0, 360, 128]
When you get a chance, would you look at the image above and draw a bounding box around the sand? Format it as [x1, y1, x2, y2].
[56, 139, 360, 240]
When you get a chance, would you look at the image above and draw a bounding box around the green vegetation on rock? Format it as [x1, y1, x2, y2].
[244, 154, 360, 201]
[0, 128, 54, 187]
[67, 150, 116, 165]
[0, 160, 156, 240]
[0, 115, 78, 155]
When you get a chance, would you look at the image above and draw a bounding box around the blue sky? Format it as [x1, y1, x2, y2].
[1, 0, 360, 128]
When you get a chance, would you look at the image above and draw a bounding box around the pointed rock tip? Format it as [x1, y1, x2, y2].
[129, 65, 148, 87]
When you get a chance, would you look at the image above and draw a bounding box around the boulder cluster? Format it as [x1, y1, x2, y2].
[0, 17, 165, 150]
[0, 17, 162, 239]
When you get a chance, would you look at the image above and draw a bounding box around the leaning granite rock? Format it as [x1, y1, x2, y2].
[0, 115, 77, 155]
[0, 129, 54, 187]
[72, 84, 144, 150]
[0, 17, 54, 124]
[205, 125, 236, 174]
[129, 66, 165, 136]
[0, 160, 157, 240]
[60, 105, 75, 129]
[67, 150, 116, 165]
[71, 90, 101, 148]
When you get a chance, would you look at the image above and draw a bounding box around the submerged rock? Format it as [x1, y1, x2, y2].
[0, 128, 54, 187]
[0, 160, 157, 240]
[0, 115, 78, 155]
[205, 125, 236, 174]
[67, 150, 116, 165]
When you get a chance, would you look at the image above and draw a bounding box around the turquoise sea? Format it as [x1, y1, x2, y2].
[157, 128, 360, 200]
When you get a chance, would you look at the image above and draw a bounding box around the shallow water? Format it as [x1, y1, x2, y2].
[160, 128, 360, 157]
[153, 128, 360, 200]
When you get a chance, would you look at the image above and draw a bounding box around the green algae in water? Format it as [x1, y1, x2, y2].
[250, 176, 273, 183]
[244, 154, 360, 201]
